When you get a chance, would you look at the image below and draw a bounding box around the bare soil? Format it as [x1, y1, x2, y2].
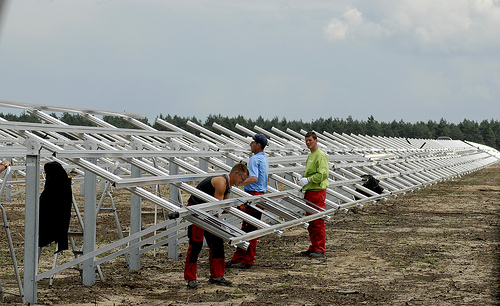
[1, 165, 499, 305]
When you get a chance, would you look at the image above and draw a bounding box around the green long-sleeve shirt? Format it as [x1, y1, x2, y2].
[303, 148, 329, 191]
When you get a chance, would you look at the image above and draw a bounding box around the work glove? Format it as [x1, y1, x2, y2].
[298, 177, 310, 187]
[238, 201, 252, 211]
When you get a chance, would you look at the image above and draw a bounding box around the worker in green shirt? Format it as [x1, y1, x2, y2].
[298, 131, 329, 258]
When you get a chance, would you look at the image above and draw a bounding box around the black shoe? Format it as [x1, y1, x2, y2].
[208, 276, 233, 286]
[187, 280, 202, 289]
[300, 250, 312, 257]
[231, 262, 255, 269]
[309, 251, 325, 258]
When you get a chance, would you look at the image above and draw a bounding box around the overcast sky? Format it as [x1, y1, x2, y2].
[0, 0, 499, 125]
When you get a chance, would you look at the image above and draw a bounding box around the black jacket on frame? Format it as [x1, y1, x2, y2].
[38, 161, 72, 252]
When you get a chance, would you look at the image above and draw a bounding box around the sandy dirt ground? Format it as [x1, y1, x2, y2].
[1, 165, 499, 305]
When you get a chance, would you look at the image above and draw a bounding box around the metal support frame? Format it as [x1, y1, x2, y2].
[82, 157, 97, 286]
[129, 162, 142, 270]
[23, 153, 40, 303]
[0, 167, 24, 302]
[0, 101, 498, 303]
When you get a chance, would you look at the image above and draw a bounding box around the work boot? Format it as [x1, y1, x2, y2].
[300, 250, 311, 257]
[309, 251, 325, 258]
[231, 262, 254, 269]
[208, 276, 233, 286]
[186, 280, 202, 289]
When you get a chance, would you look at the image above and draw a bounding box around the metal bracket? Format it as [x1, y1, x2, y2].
[170, 141, 181, 151]
[194, 141, 209, 151]
[83, 139, 98, 150]
[130, 141, 143, 151]
[24, 137, 42, 155]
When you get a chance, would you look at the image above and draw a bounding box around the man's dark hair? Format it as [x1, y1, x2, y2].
[231, 162, 249, 176]
[305, 131, 317, 140]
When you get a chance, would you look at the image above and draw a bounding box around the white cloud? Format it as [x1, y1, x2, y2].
[343, 7, 363, 26]
[324, 18, 348, 41]
[324, 1, 500, 54]
[324, 7, 390, 42]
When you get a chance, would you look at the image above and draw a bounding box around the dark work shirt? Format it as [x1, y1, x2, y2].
[188, 175, 230, 205]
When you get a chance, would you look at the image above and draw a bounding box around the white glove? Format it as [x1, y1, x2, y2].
[298, 177, 309, 187]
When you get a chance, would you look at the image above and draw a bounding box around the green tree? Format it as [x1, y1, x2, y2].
[103, 116, 146, 129]
[448, 123, 464, 140]
[345, 116, 365, 135]
[413, 121, 433, 139]
[397, 120, 412, 137]
[60, 112, 95, 126]
[459, 119, 483, 143]
[479, 119, 496, 147]
[0, 111, 42, 123]
[365, 115, 382, 136]
[425, 120, 437, 138]
[435, 118, 451, 139]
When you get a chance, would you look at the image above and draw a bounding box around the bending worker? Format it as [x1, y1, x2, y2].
[298, 131, 329, 258]
[184, 163, 249, 289]
[230, 134, 269, 269]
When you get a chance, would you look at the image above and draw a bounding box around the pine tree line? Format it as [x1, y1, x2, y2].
[1, 112, 499, 151]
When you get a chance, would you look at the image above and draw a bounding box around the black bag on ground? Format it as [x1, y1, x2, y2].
[39, 161, 72, 252]
[355, 174, 384, 197]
